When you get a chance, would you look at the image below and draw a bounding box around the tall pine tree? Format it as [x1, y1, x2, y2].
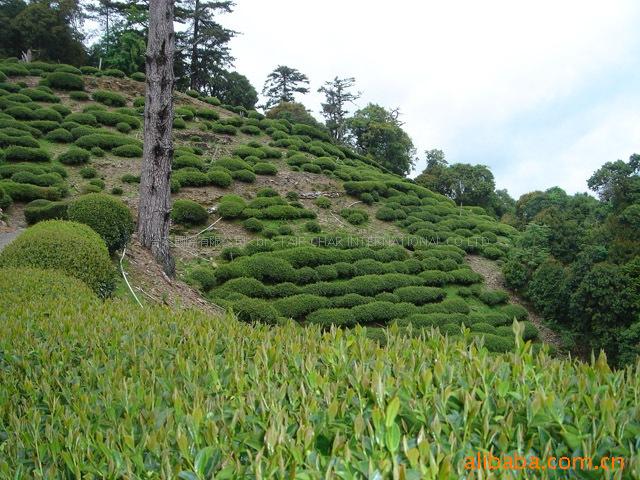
[318, 76, 360, 143]
[262, 65, 309, 109]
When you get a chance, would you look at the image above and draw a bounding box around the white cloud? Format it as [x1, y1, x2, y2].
[224, 0, 640, 196]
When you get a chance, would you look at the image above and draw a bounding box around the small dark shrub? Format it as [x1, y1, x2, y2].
[92, 90, 127, 107]
[68, 193, 134, 252]
[112, 144, 143, 158]
[43, 72, 84, 90]
[171, 199, 208, 226]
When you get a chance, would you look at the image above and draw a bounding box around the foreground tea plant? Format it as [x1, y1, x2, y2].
[1, 269, 639, 479]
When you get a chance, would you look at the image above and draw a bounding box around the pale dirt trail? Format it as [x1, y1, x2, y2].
[466, 254, 564, 350]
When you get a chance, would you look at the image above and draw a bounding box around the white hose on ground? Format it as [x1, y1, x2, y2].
[120, 245, 144, 308]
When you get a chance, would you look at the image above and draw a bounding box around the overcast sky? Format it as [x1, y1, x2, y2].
[222, 0, 640, 198]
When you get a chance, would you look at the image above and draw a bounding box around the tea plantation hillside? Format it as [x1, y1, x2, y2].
[0, 59, 545, 354]
[1, 59, 640, 478]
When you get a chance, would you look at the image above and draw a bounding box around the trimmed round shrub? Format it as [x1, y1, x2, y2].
[499, 304, 529, 322]
[305, 220, 321, 233]
[394, 286, 446, 305]
[253, 162, 277, 175]
[58, 147, 91, 165]
[0, 185, 12, 209]
[214, 157, 251, 171]
[67, 194, 134, 253]
[240, 125, 261, 135]
[92, 90, 127, 107]
[171, 199, 208, 226]
[173, 117, 186, 129]
[75, 133, 140, 150]
[210, 123, 237, 135]
[478, 289, 510, 306]
[478, 334, 515, 353]
[340, 208, 369, 225]
[232, 298, 279, 324]
[111, 186, 123, 195]
[187, 266, 217, 291]
[112, 144, 143, 158]
[196, 109, 219, 120]
[102, 68, 125, 78]
[173, 169, 208, 187]
[45, 128, 73, 143]
[302, 163, 322, 174]
[43, 72, 84, 90]
[449, 268, 483, 285]
[121, 173, 140, 184]
[231, 169, 256, 183]
[243, 217, 264, 232]
[274, 294, 329, 319]
[419, 270, 454, 286]
[522, 321, 539, 341]
[116, 122, 132, 133]
[5, 146, 50, 163]
[306, 308, 353, 327]
[69, 91, 90, 101]
[24, 199, 68, 224]
[173, 155, 205, 170]
[78, 167, 98, 179]
[20, 88, 60, 103]
[217, 198, 245, 219]
[130, 72, 145, 82]
[314, 197, 331, 209]
[204, 96, 221, 106]
[207, 170, 233, 187]
[0, 220, 116, 296]
[80, 66, 99, 75]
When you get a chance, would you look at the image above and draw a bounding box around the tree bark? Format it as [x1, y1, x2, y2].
[138, 0, 175, 276]
[189, 0, 200, 91]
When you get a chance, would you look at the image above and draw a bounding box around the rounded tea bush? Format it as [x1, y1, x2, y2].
[171, 199, 208, 226]
[58, 147, 91, 165]
[253, 162, 277, 175]
[207, 170, 233, 187]
[0, 220, 116, 296]
[243, 217, 264, 232]
[92, 90, 127, 107]
[44, 72, 84, 91]
[112, 144, 143, 158]
[68, 194, 134, 253]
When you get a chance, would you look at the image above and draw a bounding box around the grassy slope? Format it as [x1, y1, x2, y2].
[0, 70, 542, 351]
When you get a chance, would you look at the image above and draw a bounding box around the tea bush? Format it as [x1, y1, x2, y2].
[68, 194, 134, 252]
[171, 199, 208, 226]
[43, 72, 84, 90]
[112, 144, 142, 158]
[207, 170, 233, 187]
[24, 199, 68, 224]
[0, 220, 115, 295]
[92, 90, 127, 107]
[4, 146, 50, 162]
[75, 133, 141, 150]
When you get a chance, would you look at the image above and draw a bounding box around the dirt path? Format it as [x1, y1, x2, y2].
[466, 254, 564, 350]
[0, 229, 23, 252]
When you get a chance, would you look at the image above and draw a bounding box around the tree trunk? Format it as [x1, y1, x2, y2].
[138, 0, 175, 276]
[189, 0, 200, 91]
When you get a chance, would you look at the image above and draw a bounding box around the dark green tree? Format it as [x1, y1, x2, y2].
[266, 101, 322, 128]
[318, 76, 360, 142]
[1, 0, 86, 63]
[347, 104, 416, 176]
[176, 0, 236, 92]
[262, 65, 309, 109]
[207, 70, 257, 108]
[588, 154, 640, 209]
